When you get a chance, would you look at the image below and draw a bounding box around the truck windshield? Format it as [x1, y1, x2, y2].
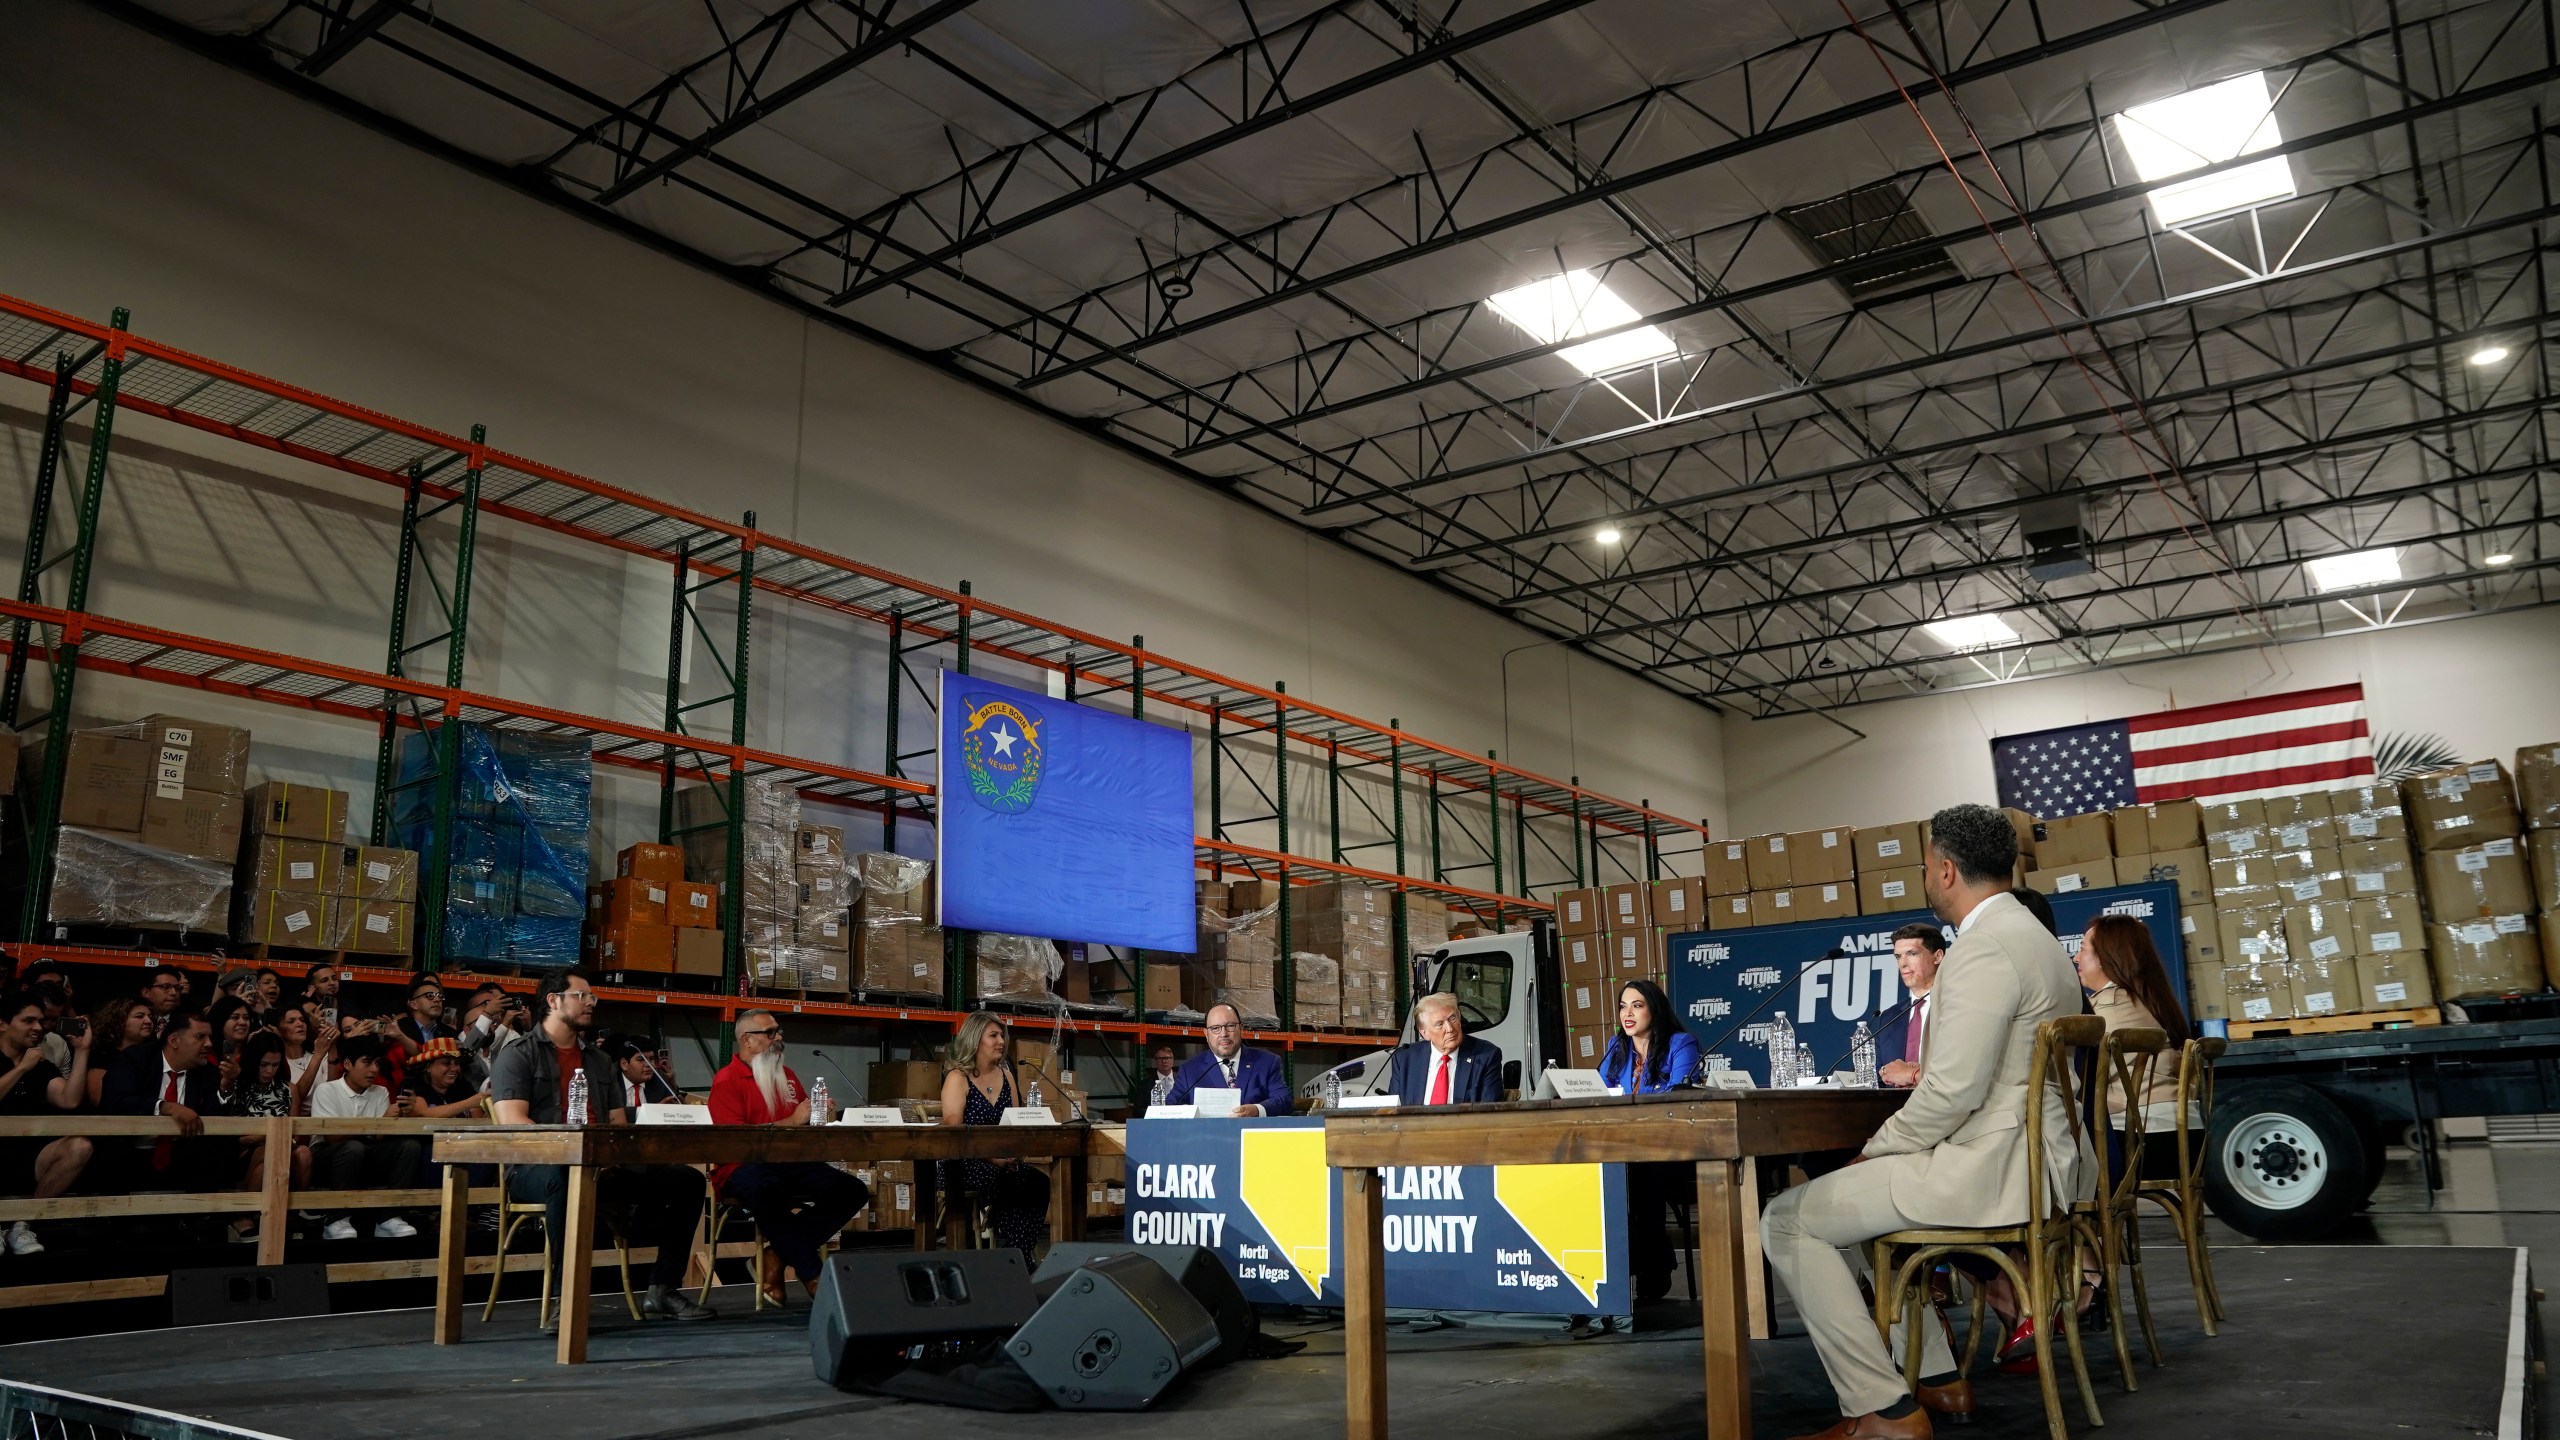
[1428, 952, 1514, 1028]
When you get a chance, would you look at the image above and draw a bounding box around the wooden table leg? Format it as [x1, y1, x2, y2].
[434, 1161, 470, 1345]
[1057, 1152, 1088, 1243]
[1697, 1158, 1753, 1440]
[256, 1118, 293, 1269]
[1343, 1165, 1388, 1440]
[1740, 1159, 1770, 1340]
[556, 1165, 598, 1365]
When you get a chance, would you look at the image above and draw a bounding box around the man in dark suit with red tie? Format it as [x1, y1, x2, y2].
[99, 1008, 236, 1198]
[1386, 993, 1505, 1105]
[1877, 923, 1946, 1089]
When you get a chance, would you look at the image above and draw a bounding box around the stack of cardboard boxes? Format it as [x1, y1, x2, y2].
[972, 931, 1062, 1002]
[584, 841, 723, 979]
[1551, 878, 1697, 1059]
[853, 851, 942, 998]
[234, 782, 418, 956]
[1189, 879, 1280, 1024]
[2528, 745, 2560, 984]
[1689, 825, 1908, 933]
[676, 777, 816, 991]
[399, 724, 589, 969]
[2198, 785, 2441, 1024]
[2407, 759, 2543, 1001]
[1290, 881, 1397, 1031]
[842, 1161, 918, 1233]
[44, 714, 249, 934]
[790, 826, 851, 994]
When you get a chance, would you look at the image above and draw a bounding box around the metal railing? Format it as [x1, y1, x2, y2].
[0, 1381, 288, 1440]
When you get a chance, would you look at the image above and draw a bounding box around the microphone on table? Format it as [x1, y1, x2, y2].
[1696, 947, 1848, 1059]
[1818, 993, 1918, 1081]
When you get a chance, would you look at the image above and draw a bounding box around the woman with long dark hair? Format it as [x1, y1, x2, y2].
[2076, 914, 2190, 1119]
[1595, 979, 1703, 1302]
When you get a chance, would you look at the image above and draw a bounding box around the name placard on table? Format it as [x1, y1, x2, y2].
[833, 1107, 907, 1126]
[999, 1106, 1061, 1127]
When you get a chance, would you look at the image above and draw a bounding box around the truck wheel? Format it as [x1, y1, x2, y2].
[2203, 1081, 2370, 1241]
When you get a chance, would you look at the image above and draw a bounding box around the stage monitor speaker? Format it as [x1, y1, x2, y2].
[1032, 1241, 1254, 1366]
[1005, 1253, 1222, 1410]
[811, 1249, 1039, 1391]
[169, 1263, 328, 1327]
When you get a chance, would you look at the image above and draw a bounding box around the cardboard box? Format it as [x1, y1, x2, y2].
[796, 905, 850, 951]
[1562, 1027, 1610, 1068]
[1554, 887, 1603, 936]
[667, 880, 717, 928]
[1749, 889, 1799, 927]
[2181, 904, 2222, 973]
[1297, 880, 1390, 918]
[2404, 762, 2523, 851]
[797, 866, 851, 907]
[2187, 955, 2229, 1022]
[2026, 857, 2115, 896]
[2428, 915, 2541, 999]
[2125, 847, 2211, 909]
[1705, 840, 1753, 897]
[1858, 866, 1923, 914]
[1707, 893, 1756, 932]
[1746, 835, 1793, 891]
[2210, 855, 2285, 899]
[1606, 928, 1655, 980]
[2001, 807, 2038, 856]
[2209, 826, 2270, 862]
[2520, 743, 2560, 830]
[2421, 841, 2536, 918]
[2330, 783, 2408, 840]
[342, 899, 411, 956]
[800, 952, 849, 993]
[244, 836, 343, 895]
[2339, 838, 2417, 898]
[139, 788, 244, 864]
[2219, 906, 2289, 967]
[2031, 812, 2113, 867]
[2356, 953, 2434, 1012]
[1101, 953, 1180, 1011]
[340, 845, 418, 902]
[1563, 975, 1610, 1028]
[54, 732, 150, 831]
[1560, 932, 1605, 983]
[2349, 894, 2425, 957]
[2290, 957, 2357, 1017]
[2223, 962, 2294, 1023]
[592, 876, 670, 928]
[1600, 882, 1651, 933]
[597, 922, 676, 972]
[139, 716, 249, 796]
[1855, 821, 1926, 873]
[617, 842, 685, 883]
[2264, 792, 2333, 827]
[235, 889, 332, 947]
[667, 926, 721, 977]
[47, 827, 228, 930]
[2278, 873, 2344, 906]
[2200, 798, 2267, 837]
[241, 781, 348, 843]
[2268, 846, 2341, 886]
[2530, 830, 2560, 912]
[795, 824, 846, 864]
[870, 1060, 946, 1103]
[1649, 876, 1706, 930]
[2270, 818, 2337, 855]
[1788, 827, 1857, 883]
[2283, 899, 2356, 965]
[1797, 882, 1857, 921]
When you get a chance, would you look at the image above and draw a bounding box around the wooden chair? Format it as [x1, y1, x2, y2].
[2078, 1026, 2169, 1389]
[1870, 1015, 2107, 1440]
[479, 1161, 644, 1326]
[2136, 1037, 2226, 1334]
[698, 1191, 782, 1313]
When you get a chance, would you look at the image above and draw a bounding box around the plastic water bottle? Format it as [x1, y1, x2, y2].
[1026, 1079, 1045, 1111]
[1850, 1023, 1877, 1088]
[809, 1077, 832, 1126]
[1796, 1042, 1817, 1086]
[564, 1068, 589, 1126]
[1321, 1067, 1344, 1109]
[1149, 1074, 1172, 1108]
[1767, 1014, 1796, 1089]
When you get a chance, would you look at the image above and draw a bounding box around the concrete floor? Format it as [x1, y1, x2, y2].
[0, 1140, 2536, 1440]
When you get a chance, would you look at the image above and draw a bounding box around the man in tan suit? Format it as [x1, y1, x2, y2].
[1761, 804, 2089, 1440]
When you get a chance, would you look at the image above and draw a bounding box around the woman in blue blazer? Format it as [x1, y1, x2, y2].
[1593, 979, 1701, 1300]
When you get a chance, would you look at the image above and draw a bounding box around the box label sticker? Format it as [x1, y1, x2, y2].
[2459, 922, 2497, 945]
[1823, 885, 1842, 902]
[2458, 851, 2491, 873]
[1882, 880, 1907, 899]
[2054, 874, 2085, 893]
[1877, 838, 1902, 858]
[2353, 873, 2384, 893]
[2485, 839, 2517, 857]
[2376, 981, 2409, 1004]
[1769, 836, 1787, 852]
[283, 909, 311, 933]
[2181, 914, 2198, 935]
[1822, 832, 1838, 848]
[1773, 892, 1793, 908]
[1665, 892, 1686, 914]
[367, 860, 391, 882]
[2496, 914, 2531, 934]
[2302, 990, 2337, 1015]
[162, 728, 194, 747]
[2278, 824, 2309, 848]
[2240, 937, 2269, 956]
[2469, 763, 2501, 784]
[2373, 930, 2403, 951]
[289, 861, 315, 880]
[2438, 775, 2471, 799]
[2309, 936, 2342, 960]
[2226, 832, 2259, 853]
[1724, 843, 1744, 860]
[366, 913, 391, 933]
[2291, 880, 2323, 901]
[690, 892, 709, 908]
[2347, 816, 2378, 838]
[647, 885, 666, 902]
[2242, 997, 2274, 1021]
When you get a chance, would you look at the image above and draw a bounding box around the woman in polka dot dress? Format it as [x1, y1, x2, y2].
[938, 1012, 1047, 1261]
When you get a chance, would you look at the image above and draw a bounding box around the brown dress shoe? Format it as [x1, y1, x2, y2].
[758, 1248, 787, 1306]
[1785, 1409, 1934, 1440]
[1915, 1378, 1975, 1425]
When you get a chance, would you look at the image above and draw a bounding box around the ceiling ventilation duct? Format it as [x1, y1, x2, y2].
[2018, 495, 2094, 582]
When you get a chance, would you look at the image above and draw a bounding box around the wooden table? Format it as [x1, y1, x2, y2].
[1327, 1089, 1905, 1440]
[430, 1123, 1096, 1363]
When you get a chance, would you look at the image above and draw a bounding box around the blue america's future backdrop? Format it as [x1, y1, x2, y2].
[1665, 881, 2190, 1087]
[937, 672, 1194, 951]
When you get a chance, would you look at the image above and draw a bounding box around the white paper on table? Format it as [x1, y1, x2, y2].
[1192, 1086, 1242, 1118]
[636, 1103, 711, 1126]
[1144, 1104, 1200, 1119]
[1541, 1069, 1612, 1100]
[1704, 1070, 1758, 1091]
[999, 1106, 1060, 1127]
[834, 1107, 906, 1126]
[1334, 1093, 1400, 1111]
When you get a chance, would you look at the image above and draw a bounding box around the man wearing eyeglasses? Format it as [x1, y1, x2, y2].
[1162, 1003, 1292, 1117]
[706, 1010, 868, 1305]
[140, 971, 191, 1026]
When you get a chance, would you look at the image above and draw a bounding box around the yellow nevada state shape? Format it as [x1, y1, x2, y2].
[1493, 1164, 1610, 1307]
[1238, 1126, 1331, 1298]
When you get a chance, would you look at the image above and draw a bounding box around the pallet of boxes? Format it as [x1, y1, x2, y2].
[39, 715, 247, 938]
[2201, 785, 2439, 1033]
[671, 778, 844, 994]
[1285, 880, 1398, 1032]
[2407, 756, 2551, 1007]
[584, 841, 722, 984]
[852, 850, 942, 999]
[1188, 879, 1278, 1026]
[234, 782, 418, 959]
[397, 724, 590, 969]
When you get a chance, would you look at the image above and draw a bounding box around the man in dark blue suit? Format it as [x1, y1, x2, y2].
[1386, 993, 1504, 1105]
[1165, 1003, 1293, 1116]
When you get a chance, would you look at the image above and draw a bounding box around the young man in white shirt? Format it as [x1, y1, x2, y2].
[309, 1035, 422, 1240]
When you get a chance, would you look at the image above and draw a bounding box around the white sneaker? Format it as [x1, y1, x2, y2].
[6, 1222, 41, 1256]
[373, 1217, 418, 1239]
[321, 1218, 358, 1241]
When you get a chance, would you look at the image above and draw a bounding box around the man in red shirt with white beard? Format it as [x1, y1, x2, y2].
[707, 1010, 870, 1304]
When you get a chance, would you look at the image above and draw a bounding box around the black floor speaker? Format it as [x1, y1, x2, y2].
[810, 1249, 1039, 1391]
[1032, 1241, 1254, 1366]
[169, 1263, 329, 1327]
[1005, 1252, 1223, 1410]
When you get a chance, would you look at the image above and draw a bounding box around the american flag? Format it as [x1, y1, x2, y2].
[1994, 683, 2375, 814]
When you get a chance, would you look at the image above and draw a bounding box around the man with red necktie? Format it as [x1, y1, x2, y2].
[100, 1008, 235, 1202]
[1385, 993, 1504, 1106]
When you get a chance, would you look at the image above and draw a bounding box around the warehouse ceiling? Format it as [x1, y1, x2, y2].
[132, 0, 2560, 718]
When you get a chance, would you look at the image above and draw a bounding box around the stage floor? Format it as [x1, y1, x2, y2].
[0, 1235, 2528, 1440]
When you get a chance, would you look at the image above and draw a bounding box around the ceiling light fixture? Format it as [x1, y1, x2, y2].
[2469, 344, 2509, 367]
[1922, 613, 2021, 649]
[2485, 552, 2516, 566]
[2305, 547, 2402, 593]
[1594, 525, 1622, 545]
[2114, 72, 2297, 226]
[1486, 271, 1679, 377]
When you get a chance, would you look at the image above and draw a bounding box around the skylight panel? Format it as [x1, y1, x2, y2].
[2306, 547, 2401, 593]
[1486, 271, 1678, 376]
[1923, 613, 2021, 649]
[2114, 72, 2297, 226]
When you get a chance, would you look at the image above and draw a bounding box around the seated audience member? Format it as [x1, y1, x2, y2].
[308, 1035, 421, 1240]
[938, 1012, 1048, 1262]
[275, 1005, 333, 1113]
[1163, 1003, 1291, 1115]
[28, 977, 75, 1075]
[235, 1032, 313, 1214]
[401, 1037, 485, 1119]
[1877, 923, 1947, 1089]
[140, 969, 191, 1025]
[382, 976, 452, 1093]
[1386, 992, 1505, 1105]
[607, 1035, 682, 1111]
[1133, 1043, 1178, 1111]
[299, 962, 341, 1020]
[708, 1012, 868, 1303]
[100, 1008, 235, 1204]
[87, 996, 157, 1108]
[0, 991, 93, 1255]
[252, 967, 283, 1018]
[456, 982, 526, 1085]
[488, 971, 714, 1323]
[2075, 916, 2191, 1139]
